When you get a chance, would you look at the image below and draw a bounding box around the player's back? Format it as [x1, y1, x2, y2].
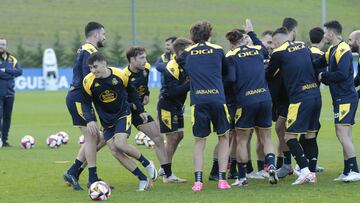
[226, 45, 271, 106]
[269, 41, 320, 102]
[71, 43, 97, 90]
[182, 41, 226, 105]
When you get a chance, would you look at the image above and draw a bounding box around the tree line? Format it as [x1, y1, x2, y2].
[12, 32, 164, 68]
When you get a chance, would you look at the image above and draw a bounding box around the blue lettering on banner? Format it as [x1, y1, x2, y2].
[15, 67, 162, 91]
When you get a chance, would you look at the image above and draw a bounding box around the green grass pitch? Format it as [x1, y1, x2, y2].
[1, 88, 360, 202]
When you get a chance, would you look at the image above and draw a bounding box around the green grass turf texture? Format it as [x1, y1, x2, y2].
[1, 88, 360, 202]
[1, 0, 359, 52]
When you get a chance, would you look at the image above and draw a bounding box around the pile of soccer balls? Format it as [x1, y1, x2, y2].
[88, 181, 111, 201]
[18, 131, 70, 149]
[46, 131, 69, 148]
[134, 131, 155, 148]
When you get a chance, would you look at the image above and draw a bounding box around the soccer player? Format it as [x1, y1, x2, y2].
[64, 22, 106, 190]
[123, 46, 178, 182]
[178, 21, 231, 191]
[350, 30, 360, 95]
[295, 27, 326, 174]
[315, 21, 360, 182]
[157, 38, 192, 183]
[267, 27, 321, 185]
[0, 38, 22, 147]
[275, 17, 298, 177]
[225, 19, 278, 186]
[84, 52, 156, 191]
[261, 30, 274, 55]
[154, 36, 177, 73]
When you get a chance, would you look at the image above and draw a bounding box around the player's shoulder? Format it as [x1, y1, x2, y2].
[83, 72, 96, 86]
[144, 63, 151, 70]
[334, 42, 351, 63]
[81, 43, 97, 54]
[272, 41, 290, 54]
[166, 59, 180, 80]
[225, 48, 240, 57]
[122, 65, 132, 77]
[205, 42, 223, 50]
[8, 54, 18, 64]
[246, 45, 262, 50]
[184, 43, 199, 52]
[310, 47, 324, 55]
[110, 67, 129, 86]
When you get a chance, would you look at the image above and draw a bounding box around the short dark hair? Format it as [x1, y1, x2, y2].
[225, 29, 244, 44]
[272, 27, 289, 37]
[262, 30, 273, 37]
[324, 20, 342, 35]
[172, 38, 193, 56]
[87, 52, 106, 65]
[190, 21, 212, 43]
[282, 17, 298, 31]
[165, 36, 177, 43]
[126, 46, 146, 62]
[85, 22, 104, 38]
[309, 27, 324, 44]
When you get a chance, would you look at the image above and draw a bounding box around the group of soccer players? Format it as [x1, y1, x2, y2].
[62, 17, 360, 193]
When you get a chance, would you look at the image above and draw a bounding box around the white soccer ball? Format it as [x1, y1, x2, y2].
[78, 135, 85, 145]
[47, 134, 61, 148]
[20, 135, 35, 149]
[88, 181, 111, 201]
[143, 136, 155, 148]
[56, 131, 69, 144]
[134, 131, 146, 145]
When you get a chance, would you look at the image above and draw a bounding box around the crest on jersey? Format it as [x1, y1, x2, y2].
[112, 78, 118, 85]
[143, 70, 147, 77]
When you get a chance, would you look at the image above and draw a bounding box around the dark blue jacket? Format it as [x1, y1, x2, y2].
[0, 52, 22, 97]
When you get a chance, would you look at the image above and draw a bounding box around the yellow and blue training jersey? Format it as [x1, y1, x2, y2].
[70, 43, 97, 91]
[226, 44, 271, 107]
[314, 41, 358, 103]
[83, 67, 143, 128]
[0, 52, 22, 97]
[179, 41, 227, 105]
[267, 41, 320, 103]
[159, 59, 189, 107]
[123, 63, 151, 102]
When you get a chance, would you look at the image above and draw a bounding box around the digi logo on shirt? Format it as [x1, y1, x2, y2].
[190, 49, 213, 55]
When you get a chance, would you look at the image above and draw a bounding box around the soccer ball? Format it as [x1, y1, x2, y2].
[134, 131, 146, 145]
[46, 134, 61, 148]
[88, 181, 111, 201]
[20, 135, 35, 149]
[56, 131, 69, 144]
[143, 136, 155, 148]
[78, 135, 85, 145]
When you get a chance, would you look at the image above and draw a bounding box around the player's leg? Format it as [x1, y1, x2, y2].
[191, 104, 210, 192]
[228, 130, 238, 179]
[255, 101, 277, 184]
[285, 101, 316, 185]
[276, 116, 293, 178]
[1, 96, 14, 145]
[63, 92, 98, 190]
[255, 129, 266, 174]
[233, 128, 251, 186]
[334, 101, 360, 182]
[112, 132, 158, 181]
[138, 121, 171, 178]
[157, 107, 186, 182]
[209, 143, 219, 181]
[106, 138, 151, 191]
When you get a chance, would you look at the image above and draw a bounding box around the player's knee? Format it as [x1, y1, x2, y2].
[152, 135, 164, 146]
